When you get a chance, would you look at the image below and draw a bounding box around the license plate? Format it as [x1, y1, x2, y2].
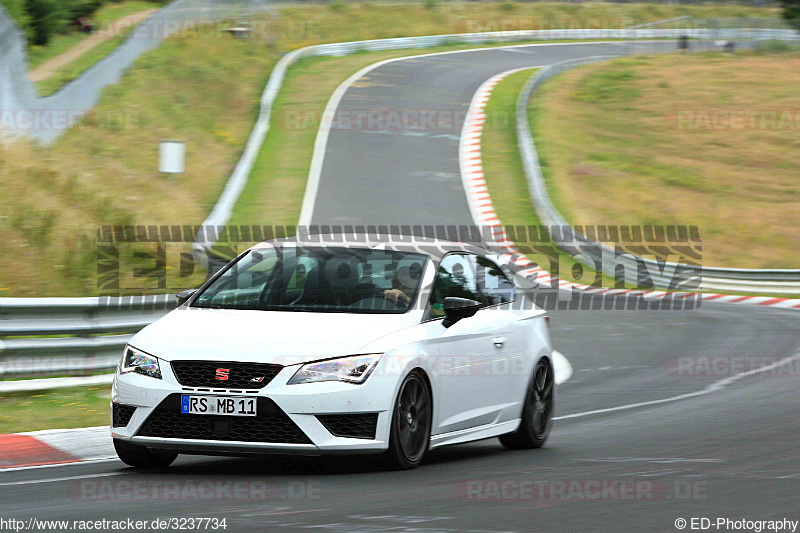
[181, 395, 257, 417]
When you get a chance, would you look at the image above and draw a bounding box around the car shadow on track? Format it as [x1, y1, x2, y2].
[120, 441, 517, 477]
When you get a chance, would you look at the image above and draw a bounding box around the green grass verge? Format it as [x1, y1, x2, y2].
[530, 51, 800, 269]
[481, 69, 633, 289]
[0, 386, 111, 433]
[484, 69, 800, 295]
[1, 22, 274, 297]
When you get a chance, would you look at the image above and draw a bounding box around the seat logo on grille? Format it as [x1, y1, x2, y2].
[215, 368, 230, 380]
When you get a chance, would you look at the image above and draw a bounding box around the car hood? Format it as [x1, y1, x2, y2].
[130, 307, 414, 365]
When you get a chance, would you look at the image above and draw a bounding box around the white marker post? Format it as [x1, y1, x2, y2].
[159, 140, 185, 176]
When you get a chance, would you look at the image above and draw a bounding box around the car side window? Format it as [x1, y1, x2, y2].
[429, 254, 481, 318]
[474, 255, 516, 306]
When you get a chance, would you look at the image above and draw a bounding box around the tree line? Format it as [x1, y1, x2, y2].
[1, 0, 167, 46]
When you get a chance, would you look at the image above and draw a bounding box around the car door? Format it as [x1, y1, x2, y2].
[428, 253, 521, 435]
[472, 255, 531, 424]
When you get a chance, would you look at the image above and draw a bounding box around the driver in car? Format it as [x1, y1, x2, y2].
[383, 263, 422, 305]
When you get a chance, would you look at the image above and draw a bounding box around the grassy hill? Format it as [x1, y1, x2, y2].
[0, 2, 783, 297]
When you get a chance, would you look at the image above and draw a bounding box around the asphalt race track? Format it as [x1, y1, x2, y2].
[2, 41, 798, 532]
[307, 40, 677, 228]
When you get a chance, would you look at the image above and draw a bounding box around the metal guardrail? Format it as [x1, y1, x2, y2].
[0, 296, 177, 380]
[628, 16, 695, 29]
[515, 57, 800, 295]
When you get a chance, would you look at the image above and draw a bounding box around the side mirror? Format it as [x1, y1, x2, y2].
[442, 297, 482, 328]
[176, 289, 197, 306]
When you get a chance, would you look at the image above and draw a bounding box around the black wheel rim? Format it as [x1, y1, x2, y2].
[531, 360, 554, 439]
[396, 375, 430, 463]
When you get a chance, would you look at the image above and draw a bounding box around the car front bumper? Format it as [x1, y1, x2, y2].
[111, 363, 396, 456]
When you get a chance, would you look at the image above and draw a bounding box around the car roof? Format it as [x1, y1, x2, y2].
[248, 232, 492, 262]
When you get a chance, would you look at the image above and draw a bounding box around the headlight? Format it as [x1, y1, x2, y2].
[287, 354, 381, 385]
[120, 345, 162, 379]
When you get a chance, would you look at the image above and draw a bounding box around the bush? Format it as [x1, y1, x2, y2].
[25, 0, 62, 45]
[781, 0, 800, 33]
[329, 0, 347, 12]
[5, 0, 153, 46]
[60, 0, 102, 20]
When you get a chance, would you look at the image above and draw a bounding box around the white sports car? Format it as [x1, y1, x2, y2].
[111, 236, 554, 469]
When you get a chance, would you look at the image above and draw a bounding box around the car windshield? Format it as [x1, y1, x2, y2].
[191, 246, 428, 314]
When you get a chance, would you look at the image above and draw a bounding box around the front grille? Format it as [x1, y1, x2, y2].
[171, 361, 283, 389]
[137, 394, 311, 444]
[112, 403, 137, 427]
[317, 413, 379, 439]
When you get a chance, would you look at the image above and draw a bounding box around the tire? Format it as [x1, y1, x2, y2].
[500, 357, 554, 450]
[113, 439, 178, 468]
[381, 370, 432, 470]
